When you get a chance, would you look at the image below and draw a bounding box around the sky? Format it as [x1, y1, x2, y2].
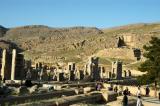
[0, 0, 160, 28]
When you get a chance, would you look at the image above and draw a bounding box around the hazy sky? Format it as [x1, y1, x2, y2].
[0, 0, 160, 28]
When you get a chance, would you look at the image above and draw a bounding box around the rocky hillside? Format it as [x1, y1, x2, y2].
[0, 23, 160, 65]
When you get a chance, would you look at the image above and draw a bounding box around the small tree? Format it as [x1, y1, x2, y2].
[138, 37, 160, 85]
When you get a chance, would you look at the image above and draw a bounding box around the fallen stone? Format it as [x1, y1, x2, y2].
[28, 85, 38, 94]
[101, 90, 118, 102]
[9, 87, 19, 95]
[43, 84, 54, 91]
[83, 87, 94, 94]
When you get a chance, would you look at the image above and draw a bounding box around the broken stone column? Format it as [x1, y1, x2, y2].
[84, 65, 87, 76]
[127, 70, 131, 78]
[75, 70, 80, 80]
[1, 49, 6, 79]
[79, 70, 84, 80]
[35, 62, 42, 70]
[68, 62, 76, 71]
[11, 49, 16, 80]
[87, 58, 92, 76]
[111, 62, 116, 78]
[68, 62, 76, 81]
[88, 57, 100, 81]
[69, 71, 75, 81]
[99, 67, 102, 79]
[109, 72, 112, 79]
[123, 70, 127, 78]
[99, 66, 105, 79]
[107, 71, 112, 79]
[111, 61, 122, 80]
[116, 61, 122, 80]
[57, 73, 64, 81]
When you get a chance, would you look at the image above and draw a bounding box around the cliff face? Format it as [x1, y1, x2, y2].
[0, 23, 160, 64]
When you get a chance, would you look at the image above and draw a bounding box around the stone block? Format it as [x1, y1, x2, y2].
[37, 87, 48, 93]
[28, 85, 38, 94]
[83, 87, 92, 94]
[74, 88, 84, 94]
[9, 87, 19, 95]
[53, 85, 62, 90]
[102, 91, 118, 102]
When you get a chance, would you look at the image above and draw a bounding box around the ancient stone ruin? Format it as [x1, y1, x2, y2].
[116, 34, 134, 48]
[0, 49, 24, 80]
[85, 57, 100, 81]
[111, 61, 122, 80]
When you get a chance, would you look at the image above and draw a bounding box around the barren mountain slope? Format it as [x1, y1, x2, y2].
[0, 23, 160, 65]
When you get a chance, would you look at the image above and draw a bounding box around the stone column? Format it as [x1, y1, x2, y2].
[109, 71, 112, 79]
[123, 70, 127, 78]
[87, 57, 92, 76]
[116, 61, 122, 80]
[84, 65, 87, 76]
[128, 70, 131, 77]
[111, 62, 116, 76]
[88, 63, 92, 76]
[79, 70, 84, 80]
[57, 73, 60, 81]
[99, 67, 103, 79]
[69, 71, 75, 81]
[68, 62, 76, 71]
[1, 49, 6, 79]
[107, 71, 112, 79]
[11, 49, 16, 80]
